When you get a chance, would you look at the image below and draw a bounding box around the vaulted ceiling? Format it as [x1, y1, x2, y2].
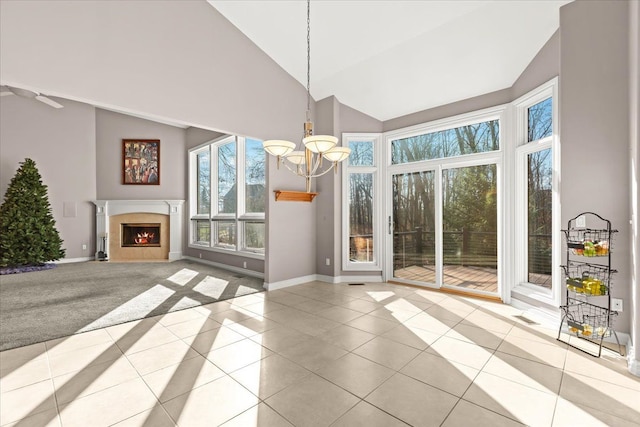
[209, 0, 570, 121]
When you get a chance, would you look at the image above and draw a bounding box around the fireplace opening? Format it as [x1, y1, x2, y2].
[121, 223, 161, 247]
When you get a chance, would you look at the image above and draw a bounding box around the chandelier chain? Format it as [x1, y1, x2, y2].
[262, 0, 350, 194]
[306, 0, 311, 117]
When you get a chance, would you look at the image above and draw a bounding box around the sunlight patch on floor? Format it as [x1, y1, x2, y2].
[384, 298, 422, 313]
[77, 285, 175, 333]
[166, 268, 199, 286]
[170, 296, 201, 311]
[366, 291, 396, 302]
[235, 285, 261, 297]
[192, 276, 229, 299]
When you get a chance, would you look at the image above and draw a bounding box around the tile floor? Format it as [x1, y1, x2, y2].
[1, 281, 638, 427]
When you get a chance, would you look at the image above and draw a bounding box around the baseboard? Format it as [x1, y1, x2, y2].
[264, 274, 319, 290]
[182, 256, 264, 280]
[264, 273, 384, 290]
[510, 298, 560, 329]
[55, 257, 94, 264]
[627, 341, 640, 377]
[511, 297, 633, 354]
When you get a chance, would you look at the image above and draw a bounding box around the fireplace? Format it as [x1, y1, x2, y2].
[93, 200, 184, 261]
[121, 223, 161, 247]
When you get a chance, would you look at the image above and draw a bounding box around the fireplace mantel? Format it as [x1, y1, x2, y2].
[93, 200, 184, 261]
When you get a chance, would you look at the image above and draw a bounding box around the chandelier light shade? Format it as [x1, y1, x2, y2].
[263, 140, 296, 157]
[262, 0, 350, 195]
[323, 146, 351, 163]
[303, 135, 338, 153]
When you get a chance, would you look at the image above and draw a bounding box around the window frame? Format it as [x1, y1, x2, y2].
[512, 77, 561, 308]
[188, 135, 265, 259]
[342, 133, 382, 271]
[384, 105, 506, 296]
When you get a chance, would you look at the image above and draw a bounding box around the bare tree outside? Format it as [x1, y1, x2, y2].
[196, 151, 211, 243]
[348, 141, 375, 262]
[391, 120, 499, 164]
[527, 98, 553, 287]
[391, 120, 499, 291]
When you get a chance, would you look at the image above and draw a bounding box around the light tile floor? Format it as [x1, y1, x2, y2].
[1, 281, 638, 427]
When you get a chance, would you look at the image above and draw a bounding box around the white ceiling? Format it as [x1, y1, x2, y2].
[209, 0, 570, 121]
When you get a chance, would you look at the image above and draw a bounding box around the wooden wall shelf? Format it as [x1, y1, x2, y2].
[274, 190, 318, 202]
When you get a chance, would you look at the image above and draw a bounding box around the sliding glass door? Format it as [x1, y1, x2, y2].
[392, 171, 436, 284]
[441, 164, 498, 293]
[386, 110, 502, 297]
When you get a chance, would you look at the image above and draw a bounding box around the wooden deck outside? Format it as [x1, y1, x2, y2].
[394, 265, 552, 294]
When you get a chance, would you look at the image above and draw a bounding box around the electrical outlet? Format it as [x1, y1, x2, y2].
[611, 298, 623, 312]
[325, 258, 331, 266]
[199, 253, 202, 259]
[243, 261, 247, 268]
[575, 215, 586, 228]
[82, 244, 87, 250]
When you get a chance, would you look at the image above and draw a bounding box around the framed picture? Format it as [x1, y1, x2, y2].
[122, 139, 160, 185]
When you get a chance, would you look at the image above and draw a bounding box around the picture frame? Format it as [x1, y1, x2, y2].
[122, 139, 160, 185]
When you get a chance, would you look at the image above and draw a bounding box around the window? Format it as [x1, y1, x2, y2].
[342, 134, 381, 270]
[386, 107, 503, 296]
[514, 77, 560, 306]
[391, 119, 499, 164]
[189, 135, 265, 257]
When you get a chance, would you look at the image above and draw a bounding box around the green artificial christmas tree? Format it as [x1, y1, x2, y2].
[0, 158, 65, 268]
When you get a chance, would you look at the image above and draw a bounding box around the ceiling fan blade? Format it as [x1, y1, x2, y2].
[8, 86, 37, 98]
[0, 91, 14, 97]
[35, 95, 64, 109]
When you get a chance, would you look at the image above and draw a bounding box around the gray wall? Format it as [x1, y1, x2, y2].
[560, 0, 631, 333]
[96, 109, 187, 201]
[0, 96, 96, 260]
[383, 88, 512, 132]
[383, 28, 560, 132]
[315, 97, 340, 277]
[512, 30, 560, 100]
[630, 0, 640, 370]
[378, 2, 634, 338]
[0, 0, 314, 283]
[314, 96, 384, 278]
[185, 128, 225, 151]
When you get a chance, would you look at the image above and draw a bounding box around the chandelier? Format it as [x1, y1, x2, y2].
[263, 0, 350, 194]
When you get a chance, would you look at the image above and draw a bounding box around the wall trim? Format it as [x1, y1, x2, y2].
[264, 273, 384, 290]
[628, 341, 640, 377]
[511, 297, 632, 352]
[55, 257, 94, 264]
[182, 255, 264, 280]
[317, 274, 385, 284]
[264, 274, 319, 291]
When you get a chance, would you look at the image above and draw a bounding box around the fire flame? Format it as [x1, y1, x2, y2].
[134, 232, 155, 245]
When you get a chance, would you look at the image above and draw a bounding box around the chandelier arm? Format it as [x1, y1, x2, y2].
[309, 153, 323, 175]
[279, 157, 336, 179]
[281, 160, 304, 176]
[307, 163, 337, 179]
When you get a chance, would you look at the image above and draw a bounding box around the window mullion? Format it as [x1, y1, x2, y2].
[237, 136, 246, 217]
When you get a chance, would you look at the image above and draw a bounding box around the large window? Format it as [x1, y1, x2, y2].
[386, 108, 503, 296]
[514, 78, 559, 305]
[391, 120, 499, 164]
[342, 134, 381, 270]
[189, 136, 265, 256]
